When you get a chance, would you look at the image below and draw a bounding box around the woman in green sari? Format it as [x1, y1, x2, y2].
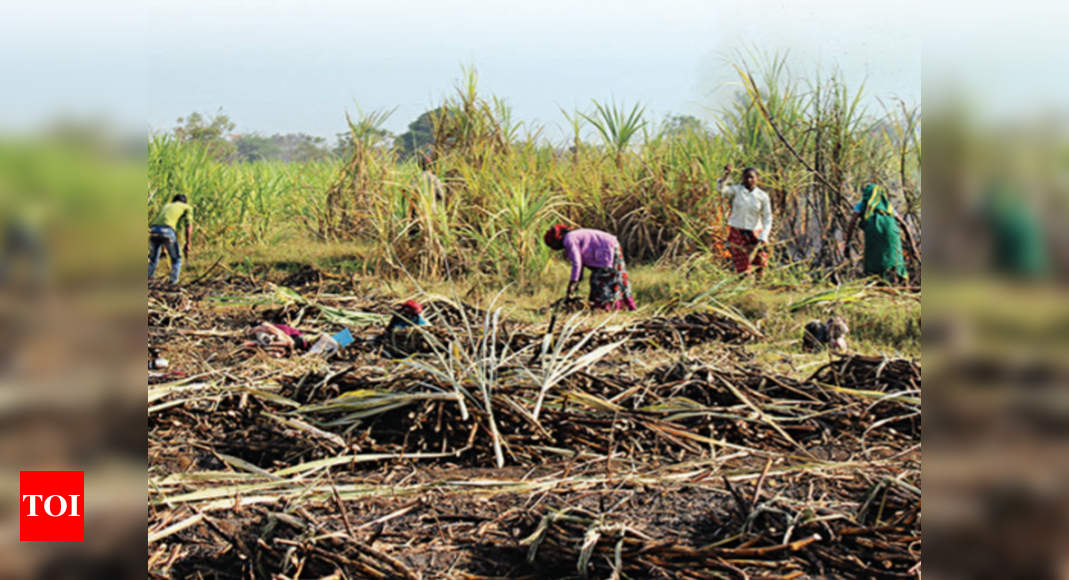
[844, 183, 907, 283]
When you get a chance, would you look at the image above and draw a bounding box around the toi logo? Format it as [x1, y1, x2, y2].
[19, 471, 84, 541]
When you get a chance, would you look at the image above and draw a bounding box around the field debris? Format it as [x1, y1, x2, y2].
[148, 281, 920, 579]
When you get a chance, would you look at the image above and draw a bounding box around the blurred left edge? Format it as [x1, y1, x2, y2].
[0, 124, 147, 579]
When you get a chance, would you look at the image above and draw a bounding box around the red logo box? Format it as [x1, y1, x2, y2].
[19, 471, 84, 541]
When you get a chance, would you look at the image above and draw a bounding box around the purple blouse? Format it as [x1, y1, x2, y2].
[562, 229, 619, 282]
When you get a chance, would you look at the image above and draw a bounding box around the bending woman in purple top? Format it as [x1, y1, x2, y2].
[543, 224, 637, 311]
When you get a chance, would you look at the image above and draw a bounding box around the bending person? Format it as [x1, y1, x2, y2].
[543, 225, 637, 311]
[148, 194, 193, 284]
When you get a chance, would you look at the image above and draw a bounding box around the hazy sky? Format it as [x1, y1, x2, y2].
[4, 0, 925, 141]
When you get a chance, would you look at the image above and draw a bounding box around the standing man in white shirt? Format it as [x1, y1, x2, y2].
[718, 163, 773, 277]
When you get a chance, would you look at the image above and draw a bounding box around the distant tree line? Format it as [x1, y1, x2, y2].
[171, 108, 714, 164]
[172, 110, 334, 163]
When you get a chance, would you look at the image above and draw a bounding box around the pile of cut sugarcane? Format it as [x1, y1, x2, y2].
[147, 279, 919, 579]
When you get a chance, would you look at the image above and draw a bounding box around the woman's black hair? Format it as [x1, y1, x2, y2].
[742, 167, 758, 178]
[172, 194, 188, 203]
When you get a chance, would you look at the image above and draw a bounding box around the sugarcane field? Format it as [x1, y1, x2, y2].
[147, 61, 920, 579]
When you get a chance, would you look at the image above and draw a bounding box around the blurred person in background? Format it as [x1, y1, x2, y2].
[0, 129, 148, 579]
[0, 198, 48, 288]
[543, 224, 637, 311]
[843, 183, 908, 283]
[418, 151, 445, 203]
[408, 152, 445, 240]
[980, 178, 1049, 279]
[717, 163, 773, 277]
[923, 92, 1069, 578]
[147, 194, 193, 285]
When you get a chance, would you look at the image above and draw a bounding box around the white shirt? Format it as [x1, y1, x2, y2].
[718, 179, 773, 242]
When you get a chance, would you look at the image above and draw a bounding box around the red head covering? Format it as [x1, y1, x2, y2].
[399, 300, 423, 314]
[543, 224, 571, 250]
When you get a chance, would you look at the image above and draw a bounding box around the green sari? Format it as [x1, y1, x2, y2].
[858, 184, 907, 281]
[982, 183, 1048, 278]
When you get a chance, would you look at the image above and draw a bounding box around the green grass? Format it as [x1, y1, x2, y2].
[1, 137, 145, 281]
[705, 284, 918, 376]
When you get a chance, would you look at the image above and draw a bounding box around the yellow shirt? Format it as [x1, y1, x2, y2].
[150, 201, 193, 231]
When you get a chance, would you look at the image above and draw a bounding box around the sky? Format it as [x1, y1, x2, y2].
[4, 0, 928, 141]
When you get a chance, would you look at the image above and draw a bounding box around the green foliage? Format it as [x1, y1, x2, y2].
[394, 107, 443, 161]
[335, 107, 394, 160]
[1, 136, 144, 279]
[314, 109, 398, 244]
[176, 110, 333, 163]
[717, 50, 920, 270]
[270, 133, 331, 162]
[661, 114, 710, 139]
[148, 134, 338, 249]
[234, 134, 282, 163]
[580, 100, 647, 167]
[151, 61, 919, 289]
[174, 109, 237, 161]
[235, 133, 332, 163]
[430, 68, 516, 166]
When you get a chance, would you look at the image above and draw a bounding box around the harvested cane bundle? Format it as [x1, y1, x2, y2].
[422, 299, 490, 326]
[377, 325, 459, 357]
[616, 312, 760, 351]
[507, 469, 919, 580]
[810, 354, 921, 393]
[148, 279, 920, 579]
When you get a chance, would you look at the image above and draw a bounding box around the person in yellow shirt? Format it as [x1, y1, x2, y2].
[148, 194, 193, 284]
